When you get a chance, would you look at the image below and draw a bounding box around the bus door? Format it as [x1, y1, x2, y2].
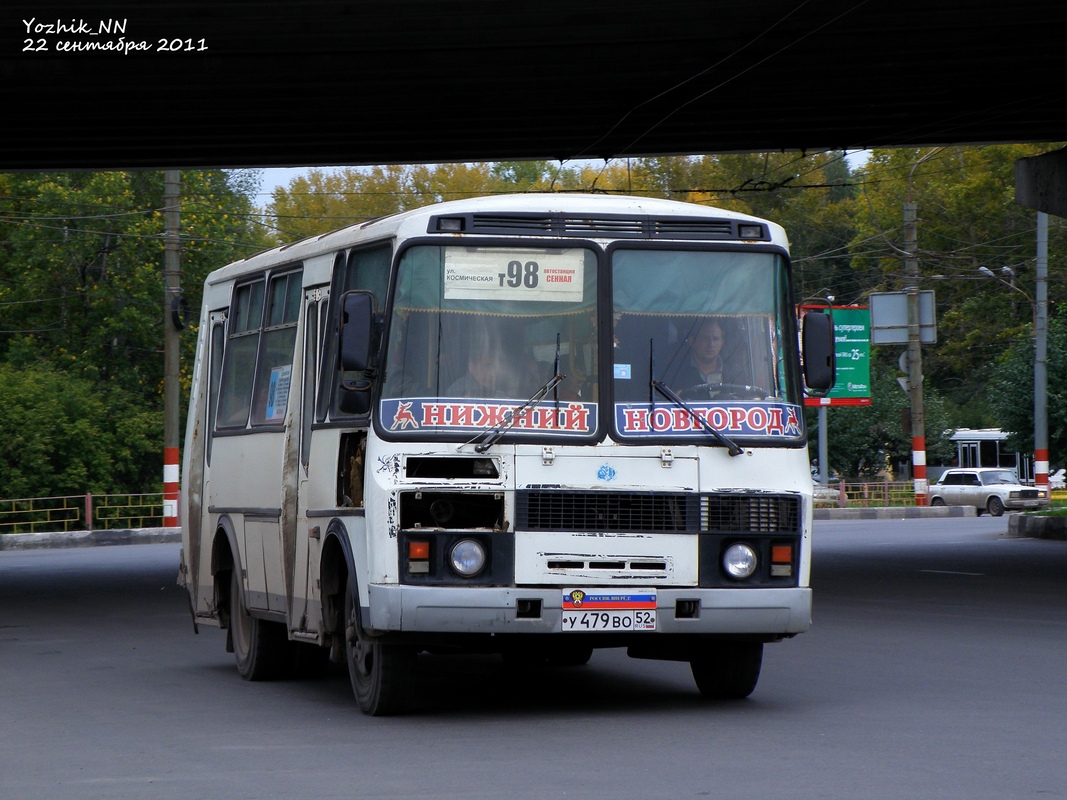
[189, 309, 228, 617]
[291, 285, 330, 633]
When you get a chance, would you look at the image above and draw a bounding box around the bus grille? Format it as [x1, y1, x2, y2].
[516, 491, 799, 533]
[702, 493, 800, 533]
[516, 491, 696, 532]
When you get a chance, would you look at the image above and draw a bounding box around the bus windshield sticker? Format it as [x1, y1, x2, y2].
[443, 249, 584, 302]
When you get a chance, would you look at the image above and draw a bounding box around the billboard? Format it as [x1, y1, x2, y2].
[803, 306, 871, 407]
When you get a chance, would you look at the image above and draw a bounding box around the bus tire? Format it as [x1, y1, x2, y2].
[230, 568, 288, 681]
[690, 641, 763, 700]
[343, 579, 415, 715]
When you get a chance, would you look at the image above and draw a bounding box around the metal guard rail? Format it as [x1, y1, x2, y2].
[0, 494, 164, 534]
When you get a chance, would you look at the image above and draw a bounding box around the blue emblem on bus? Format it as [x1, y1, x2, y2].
[597, 464, 617, 482]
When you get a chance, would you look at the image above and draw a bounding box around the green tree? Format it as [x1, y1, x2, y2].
[989, 313, 1067, 465]
[0, 363, 160, 497]
[847, 144, 1066, 425]
[0, 169, 267, 496]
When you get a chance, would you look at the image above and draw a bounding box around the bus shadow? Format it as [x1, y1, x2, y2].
[297, 649, 731, 718]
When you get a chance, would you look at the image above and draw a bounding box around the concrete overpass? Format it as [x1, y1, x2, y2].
[4, 2, 1063, 174]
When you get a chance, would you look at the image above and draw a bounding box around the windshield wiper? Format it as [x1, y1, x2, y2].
[648, 338, 744, 457]
[466, 373, 565, 453]
[467, 335, 566, 454]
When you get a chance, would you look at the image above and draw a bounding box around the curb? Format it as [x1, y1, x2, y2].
[814, 506, 977, 520]
[0, 528, 180, 551]
[1007, 514, 1067, 540]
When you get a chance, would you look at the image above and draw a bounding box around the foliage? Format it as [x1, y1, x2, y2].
[989, 312, 1067, 462]
[0, 363, 160, 497]
[848, 145, 1066, 416]
[0, 169, 268, 496]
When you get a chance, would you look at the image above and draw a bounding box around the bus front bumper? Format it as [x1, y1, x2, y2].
[366, 584, 811, 637]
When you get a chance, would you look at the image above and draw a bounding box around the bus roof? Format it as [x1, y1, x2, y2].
[208, 193, 787, 284]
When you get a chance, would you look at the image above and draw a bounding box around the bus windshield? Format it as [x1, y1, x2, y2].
[610, 248, 803, 443]
[379, 244, 599, 439]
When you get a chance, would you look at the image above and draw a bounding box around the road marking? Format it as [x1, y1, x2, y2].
[919, 569, 985, 576]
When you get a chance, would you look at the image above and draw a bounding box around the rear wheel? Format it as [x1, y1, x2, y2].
[987, 496, 1005, 517]
[229, 568, 288, 681]
[343, 579, 415, 715]
[690, 642, 763, 700]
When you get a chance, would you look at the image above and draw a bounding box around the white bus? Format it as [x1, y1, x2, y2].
[179, 193, 835, 715]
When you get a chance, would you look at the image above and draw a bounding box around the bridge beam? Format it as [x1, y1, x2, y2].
[1016, 147, 1067, 218]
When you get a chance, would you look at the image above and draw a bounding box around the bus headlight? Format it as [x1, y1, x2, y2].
[449, 539, 487, 578]
[723, 543, 758, 580]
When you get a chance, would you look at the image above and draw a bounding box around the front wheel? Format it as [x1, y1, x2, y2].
[987, 496, 1005, 517]
[690, 642, 763, 700]
[930, 496, 946, 507]
[343, 580, 415, 715]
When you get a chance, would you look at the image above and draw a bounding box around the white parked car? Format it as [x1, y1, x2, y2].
[929, 468, 1049, 516]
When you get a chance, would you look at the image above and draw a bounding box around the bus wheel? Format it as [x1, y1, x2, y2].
[343, 581, 414, 715]
[229, 569, 287, 680]
[690, 641, 763, 700]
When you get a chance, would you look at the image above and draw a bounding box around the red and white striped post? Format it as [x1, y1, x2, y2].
[912, 436, 928, 506]
[163, 447, 180, 527]
[1035, 448, 1049, 491]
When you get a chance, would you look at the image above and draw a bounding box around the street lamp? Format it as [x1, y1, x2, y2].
[977, 266, 1035, 327]
[977, 212, 1049, 488]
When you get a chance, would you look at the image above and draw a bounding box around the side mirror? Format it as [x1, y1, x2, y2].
[802, 310, 835, 395]
[339, 291, 375, 372]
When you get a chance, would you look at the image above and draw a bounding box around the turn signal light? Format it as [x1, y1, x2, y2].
[771, 544, 793, 577]
[408, 540, 430, 574]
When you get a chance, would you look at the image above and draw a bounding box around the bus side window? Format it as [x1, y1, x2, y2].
[322, 243, 392, 421]
[206, 318, 226, 462]
[316, 253, 346, 424]
[251, 270, 303, 426]
[217, 280, 264, 428]
[301, 296, 325, 473]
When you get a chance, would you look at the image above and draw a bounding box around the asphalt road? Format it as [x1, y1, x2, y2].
[2, 516, 1065, 800]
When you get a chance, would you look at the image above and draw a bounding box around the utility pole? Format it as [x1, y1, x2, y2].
[163, 171, 181, 528]
[1035, 211, 1049, 489]
[903, 200, 928, 504]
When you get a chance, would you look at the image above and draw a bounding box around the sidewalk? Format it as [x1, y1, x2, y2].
[0, 528, 180, 551]
[815, 506, 976, 520]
